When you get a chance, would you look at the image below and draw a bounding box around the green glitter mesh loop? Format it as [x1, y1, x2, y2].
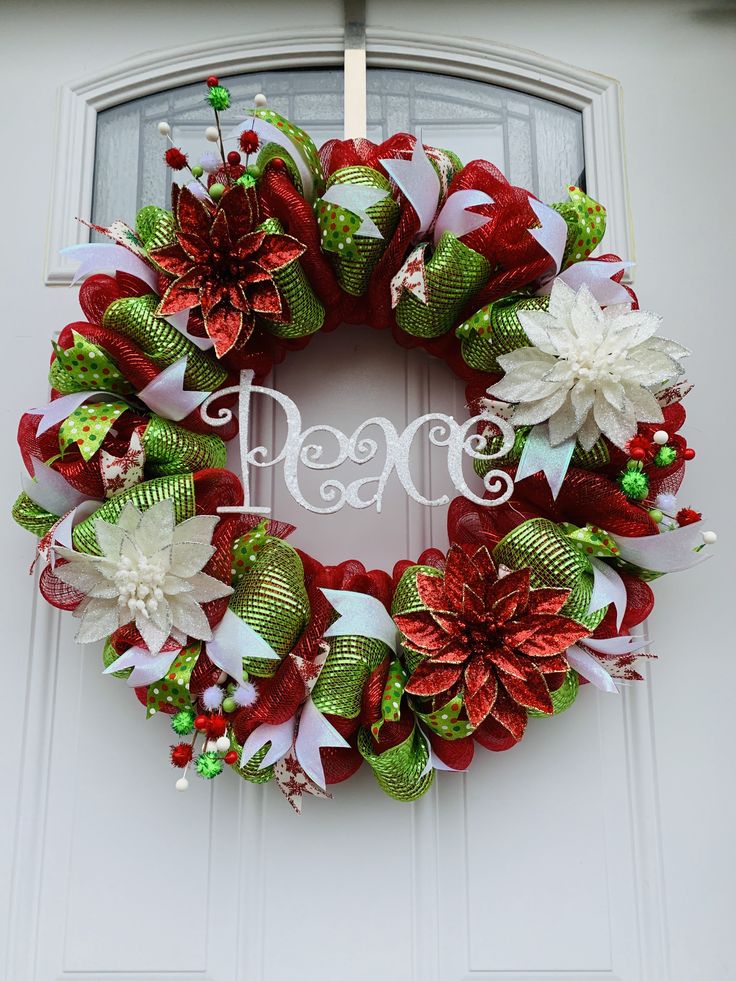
[457, 293, 549, 372]
[136, 206, 176, 255]
[318, 166, 399, 296]
[142, 415, 227, 476]
[11, 492, 57, 536]
[396, 231, 491, 338]
[493, 518, 605, 631]
[257, 217, 324, 338]
[234, 743, 274, 784]
[311, 635, 390, 719]
[102, 294, 228, 392]
[71, 473, 197, 555]
[358, 724, 434, 802]
[227, 538, 310, 678]
[528, 670, 579, 717]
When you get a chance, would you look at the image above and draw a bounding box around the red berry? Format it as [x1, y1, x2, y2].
[239, 129, 260, 154]
[227, 150, 242, 166]
[270, 157, 285, 171]
[170, 743, 193, 768]
[194, 714, 209, 731]
[206, 715, 228, 738]
[206, 75, 219, 88]
[629, 446, 646, 461]
[224, 751, 238, 765]
[164, 147, 188, 171]
[683, 447, 696, 460]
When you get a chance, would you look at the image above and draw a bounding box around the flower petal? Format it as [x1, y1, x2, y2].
[464, 673, 498, 728]
[169, 541, 216, 578]
[404, 660, 462, 697]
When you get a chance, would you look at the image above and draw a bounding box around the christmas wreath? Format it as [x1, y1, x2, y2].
[12, 78, 714, 812]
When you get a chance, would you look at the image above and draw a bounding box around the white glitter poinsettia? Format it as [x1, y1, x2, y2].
[488, 280, 689, 451]
[53, 499, 232, 654]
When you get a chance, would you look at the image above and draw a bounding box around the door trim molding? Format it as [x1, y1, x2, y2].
[45, 26, 633, 284]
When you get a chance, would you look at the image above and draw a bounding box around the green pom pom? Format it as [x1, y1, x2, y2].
[653, 445, 677, 467]
[207, 85, 230, 111]
[191, 164, 204, 178]
[195, 751, 223, 779]
[171, 709, 195, 735]
[237, 171, 257, 189]
[618, 462, 650, 500]
[209, 182, 226, 201]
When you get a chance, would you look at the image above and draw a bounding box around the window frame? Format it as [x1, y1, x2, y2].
[45, 26, 633, 284]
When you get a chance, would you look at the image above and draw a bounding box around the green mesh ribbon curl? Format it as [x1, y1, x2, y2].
[358, 724, 434, 802]
[11, 493, 57, 537]
[142, 415, 227, 476]
[528, 669, 579, 717]
[312, 635, 390, 719]
[456, 293, 549, 372]
[136, 205, 176, 257]
[227, 537, 310, 678]
[493, 517, 605, 631]
[316, 167, 399, 296]
[71, 473, 196, 555]
[395, 231, 491, 338]
[391, 564, 443, 674]
[235, 743, 274, 784]
[257, 218, 324, 338]
[102, 294, 228, 392]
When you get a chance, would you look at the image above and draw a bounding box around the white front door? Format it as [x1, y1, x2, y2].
[3, 4, 730, 981]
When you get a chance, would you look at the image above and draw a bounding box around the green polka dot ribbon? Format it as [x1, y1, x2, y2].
[49, 332, 132, 396]
[415, 693, 474, 740]
[146, 642, 201, 718]
[59, 401, 129, 461]
[553, 186, 607, 268]
[315, 203, 362, 260]
[371, 658, 408, 739]
[252, 108, 325, 198]
[230, 520, 269, 587]
[561, 522, 621, 559]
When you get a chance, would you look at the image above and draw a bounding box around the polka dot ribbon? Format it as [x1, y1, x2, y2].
[561, 522, 621, 559]
[51, 331, 132, 395]
[59, 401, 130, 461]
[560, 186, 607, 268]
[146, 642, 201, 718]
[371, 658, 408, 739]
[230, 520, 269, 587]
[315, 201, 362, 261]
[415, 693, 474, 740]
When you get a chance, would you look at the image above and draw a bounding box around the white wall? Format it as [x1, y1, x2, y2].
[2, 2, 733, 978]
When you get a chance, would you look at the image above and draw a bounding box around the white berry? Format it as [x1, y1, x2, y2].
[175, 777, 189, 792]
[653, 430, 669, 445]
[158, 121, 171, 136]
[215, 735, 231, 753]
[205, 126, 219, 142]
[702, 531, 717, 545]
[254, 93, 267, 107]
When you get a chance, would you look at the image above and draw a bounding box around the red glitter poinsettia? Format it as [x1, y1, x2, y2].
[151, 183, 305, 357]
[397, 545, 590, 737]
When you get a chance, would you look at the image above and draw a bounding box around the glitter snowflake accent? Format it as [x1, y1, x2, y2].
[488, 280, 689, 451]
[53, 499, 232, 653]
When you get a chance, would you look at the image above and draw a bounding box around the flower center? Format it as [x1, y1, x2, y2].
[113, 554, 166, 618]
[557, 336, 625, 386]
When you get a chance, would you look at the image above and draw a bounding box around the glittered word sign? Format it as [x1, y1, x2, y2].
[201, 371, 515, 515]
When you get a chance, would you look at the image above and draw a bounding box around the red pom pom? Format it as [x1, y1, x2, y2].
[683, 447, 696, 460]
[164, 147, 188, 171]
[227, 150, 242, 166]
[206, 714, 228, 738]
[627, 434, 653, 462]
[224, 751, 238, 765]
[676, 507, 702, 526]
[170, 743, 193, 768]
[239, 129, 260, 154]
[206, 75, 219, 88]
[194, 714, 209, 731]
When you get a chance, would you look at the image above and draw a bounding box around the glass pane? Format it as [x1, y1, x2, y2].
[91, 67, 584, 230]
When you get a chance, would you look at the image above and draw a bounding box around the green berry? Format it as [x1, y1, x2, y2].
[618, 463, 650, 501]
[648, 508, 664, 523]
[171, 709, 195, 735]
[191, 164, 204, 178]
[209, 182, 226, 200]
[653, 445, 677, 467]
[207, 85, 230, 111]
[222, 696, 237, 713]
[195, 751, 223, 779]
